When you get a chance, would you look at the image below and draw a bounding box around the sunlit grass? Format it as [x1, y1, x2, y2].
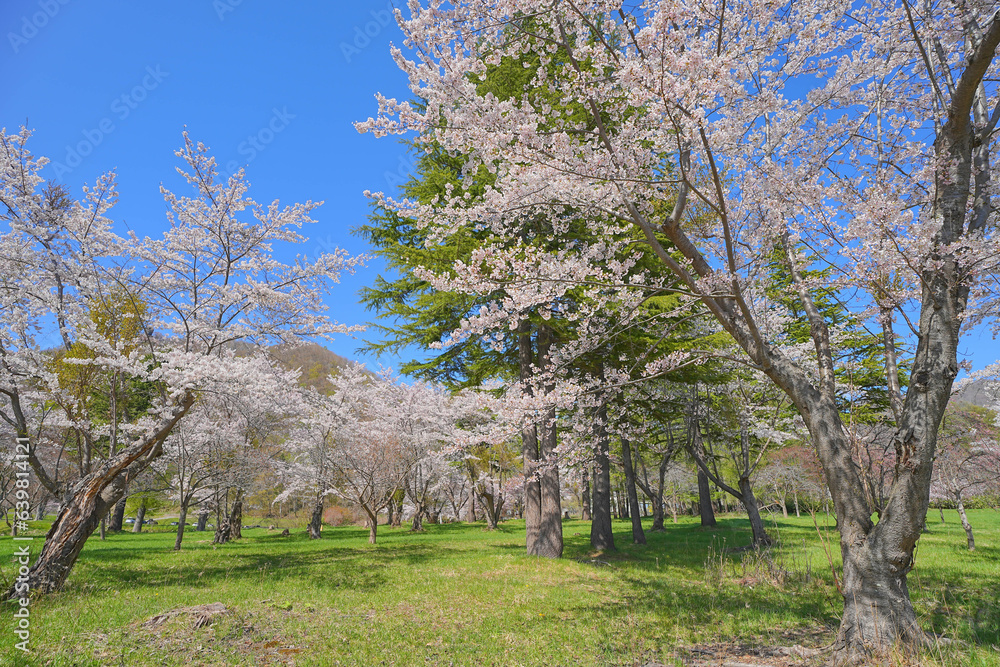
[1, 509, 998, 666]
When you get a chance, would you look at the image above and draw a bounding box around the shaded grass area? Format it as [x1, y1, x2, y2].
[0, 510, 998, 666]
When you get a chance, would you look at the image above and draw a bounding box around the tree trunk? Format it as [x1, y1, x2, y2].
[108, 497, 127, 532]
[738, 477, 771, 546]
[590, 401, 615, 551]
[366, 509, 378, 544]
[229, 492, 243, 540]
[580, 466, 592, 521]
[939, 506, 945, 524]
[411, 509, 424, 532]
[196, 511, 209, 531]
[34, 497, 47, 521]
[308, 499, 324, 540]
[536, 402, 563, 557]
[835, 543, 926, 662]
[794, 490, 800, 518]
[6, 470, 123, 596]
[465, 493, 476, 522]
[620, 436, 645, 545]
[479, 489, 501, 530]
[391, 494, 403, 528]
[518, 320, 542, 555]
[132, 504, 146, 533]
[955, 492, 974, 550]
[174, 504, 188, 551]
[698, 469, 716, 527]
[650, 491, 665, 531]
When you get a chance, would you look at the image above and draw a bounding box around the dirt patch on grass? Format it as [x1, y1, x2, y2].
[659, 641, 827, 666]
[85, 603, 306, 666]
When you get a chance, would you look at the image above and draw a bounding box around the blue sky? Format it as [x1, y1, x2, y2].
[2, 0, 996, 375]
[1, 0, 417, 368]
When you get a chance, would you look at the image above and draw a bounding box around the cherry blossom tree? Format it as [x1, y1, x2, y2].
[931, 403, 1000, 549]
[0, 129, 360, 596]
[360, 1, 1000, 657]
[273, 405, 339, 540]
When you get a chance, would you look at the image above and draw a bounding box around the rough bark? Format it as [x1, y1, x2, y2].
[580, 465, 591, 521]
[229, 493, 243, 540]
[308, 499, 324, 540]
[196, 511, 209, 531]
[620, 436, 646, 545]
[590, 397, 615, 551]
[697, 469, 717, 527]
[108, 497, 127, 532]
[7, 396, 192, 598]
[518, 320, 542, 553]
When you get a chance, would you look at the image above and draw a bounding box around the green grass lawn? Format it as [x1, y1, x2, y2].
[1, 510, 998, 666]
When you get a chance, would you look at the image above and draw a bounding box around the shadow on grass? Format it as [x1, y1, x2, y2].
[68, 531, 442, 595]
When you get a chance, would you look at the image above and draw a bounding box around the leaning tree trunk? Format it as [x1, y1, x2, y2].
[6, 397, 192, 599]
[955, 492, 975, 551]
[590, 400, 615, 551]
[738, 477, 771, 546]
[698, 469, 716, 527]
[174, 503, 188, 551]
[132, 504, 146, 533]
[620, 436, 646, 545]
[308, 499, 324, 540]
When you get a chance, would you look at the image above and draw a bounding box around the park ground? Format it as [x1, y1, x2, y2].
[1, 510, 998, 666]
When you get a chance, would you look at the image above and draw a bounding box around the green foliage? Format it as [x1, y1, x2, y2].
[764, 244, 907, 423]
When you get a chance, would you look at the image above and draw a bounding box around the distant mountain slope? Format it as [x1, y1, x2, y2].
[953, 378, 998, 409]
[268, 343, 354, 393]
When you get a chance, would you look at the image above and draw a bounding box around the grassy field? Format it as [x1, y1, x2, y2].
[1, 510, 998, 666]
